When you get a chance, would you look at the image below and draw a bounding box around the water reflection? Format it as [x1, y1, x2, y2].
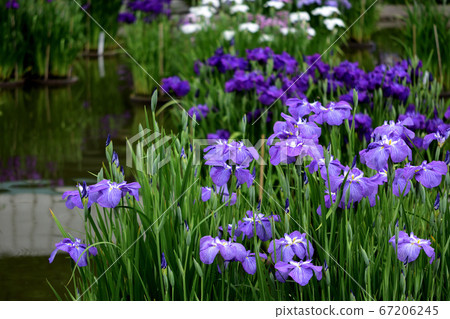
[0, 56, 136, 300]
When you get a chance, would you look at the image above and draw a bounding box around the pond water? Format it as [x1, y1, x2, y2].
[0, 55, 143, 300]
[0, 27, 404, 300]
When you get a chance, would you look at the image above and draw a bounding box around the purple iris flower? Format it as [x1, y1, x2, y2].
[118, 12, 137, 24]
[207, 48, 248, 73]
[161, 76, 190, 97]
[236, 211, 280, 241]
[219, 185, 237, 206]
[268, 118, 320, 146]
[128, 0, 171, 16]
[225, 70, 265, 92]
[359, 134, 412, 171]
[49, 238, 98, 267]
[230, 141, 260, 165]
[340, 86, 370, 103]
[279, 113, 322, 139]
[258, 86, 286, 106]
[304, 54, 330, 79]
[188, 104, 209, 120]
[398, 105, 426, 131]
[241, 251, 267, 275]
[425, 117, 445, 134]
[348, 113, 373, 141]
[202, 184, 237, 206]
[384, 82, 410, 103]
[406, 161, 448, 189]
[201, 186, 213, 202]
[392, 165, 413, 197]
[316, 188, 338, 216]
[246, 47, 274, 64]
[326, 0, 352, 9]
[282, 76, 309, 98]
[333, 61, 364, 88]
[5, 0, 19, 9]
[273, 52, 298, 74]
[207, 129, 230, 142]
[208, 162, 232, 186]
[89, 180, 141, 208]
[297, 0, 321, 8]
[204, 139, 232, 163]
[423, 124, 450, 149]
[371, 119, 415, 141]
[268, 231, 314, 262]
[308, 156, 345, 180]
[199, 236, 247, 264]
[62, 182, 99, 209]
[275, 260, 322, 286]
[205, 140, 259, 166]
[286, 98, 315, 119]
[332, 167, 378, 207]
[208, 161, 254, 188]
[310, 101, 353, 126]
[389, 231, 435, 264]
[269, 137, 323, 165]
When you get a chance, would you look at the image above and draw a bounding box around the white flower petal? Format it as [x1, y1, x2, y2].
[289, 11, 310, 23]
[238, 22, 260, 33]
[311, 6, 340, 17]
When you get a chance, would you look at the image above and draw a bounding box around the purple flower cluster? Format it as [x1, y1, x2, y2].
[207, 48, 249, 74]
[199, 210, 280, 275]
[207, 129, 230, 141]
[5, 0, 19, 9]
[267, 98, 353, 166]
[198, 208, 320, 280]
[297, 0, 351, 9]
[119, 0, 171, 23]
[230, 211, 280, 242]
[199, 236, 267, 275]
[188, 104, 209, 121]
[270, 231, 323, 286]
[161, 76, 190, 97]
[200, 140, 259, 206]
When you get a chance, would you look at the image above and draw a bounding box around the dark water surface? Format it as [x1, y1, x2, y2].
[0, 55, 146, 300]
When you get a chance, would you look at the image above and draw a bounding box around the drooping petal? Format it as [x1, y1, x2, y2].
[397, 243, 421, 263]
[420, 243, 435, 264]
[289, 265, 314, 286]
[210, 166, 232, 186]
[235, 167, 254, 188]
[415, 169, 444, 188]
[200, 245, 220, 264]
[69, 246, 89, 267]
